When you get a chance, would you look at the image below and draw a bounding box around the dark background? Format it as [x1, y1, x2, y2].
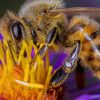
[0, 0, 24, 17]
[0, 0, 100, 17]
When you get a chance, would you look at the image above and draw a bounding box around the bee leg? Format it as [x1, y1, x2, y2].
[36, 27, 57, 56]
[37, 45, 48, 57]
[75, 59, 85, 89]
[63, 40, 81, 73]
[49, 41, 81, 88]
[7, 41, 17, 64]
[30, 27, 57, 66]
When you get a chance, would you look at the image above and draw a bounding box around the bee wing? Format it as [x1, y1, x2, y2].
[51, 7, 100, 20]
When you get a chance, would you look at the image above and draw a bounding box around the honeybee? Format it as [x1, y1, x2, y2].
[0, 0, 100, 89]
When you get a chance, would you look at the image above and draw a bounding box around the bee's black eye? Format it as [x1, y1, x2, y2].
[32, 29, 38, 44]
[11, 21, 24, 41]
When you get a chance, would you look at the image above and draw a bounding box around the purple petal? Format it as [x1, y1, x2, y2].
[49, 50, 68, 70]
[75, 94, 90, 100]
[0, 33, 3, 41]
[0, 60, 2, 65]
[75, 94, 100, 100]
[31, 47, 35, 58]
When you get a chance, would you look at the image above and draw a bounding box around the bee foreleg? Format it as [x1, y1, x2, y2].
[63, 40, 81, 73]
[7, 41, 17, 65]
[49, 40, 81, 88]
[37, 45, 48, 57]
[37, 27, 57, 57]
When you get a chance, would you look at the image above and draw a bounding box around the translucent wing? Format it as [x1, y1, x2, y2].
[51, 7, 100, 20]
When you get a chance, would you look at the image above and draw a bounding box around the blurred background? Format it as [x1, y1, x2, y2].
[0, 0, 24, 17]
[0, 0, 100, 100]
[0, 0, 100, 17]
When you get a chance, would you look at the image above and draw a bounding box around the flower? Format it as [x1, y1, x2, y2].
[0, 34, 58, 100]
[75, 94, 100, 100]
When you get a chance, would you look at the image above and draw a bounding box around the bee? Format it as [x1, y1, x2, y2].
[0, 0, 100, 90]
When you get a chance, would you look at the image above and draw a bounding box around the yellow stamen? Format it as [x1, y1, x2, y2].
[15, 80, 44, 89]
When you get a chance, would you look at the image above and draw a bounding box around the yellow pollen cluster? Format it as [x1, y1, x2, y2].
[0, 39, 57, 100]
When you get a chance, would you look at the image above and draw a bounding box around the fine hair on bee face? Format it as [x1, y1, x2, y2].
[0, 0, 100, 89]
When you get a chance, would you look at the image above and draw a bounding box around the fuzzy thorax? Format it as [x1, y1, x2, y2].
[19, 0, 65, 17]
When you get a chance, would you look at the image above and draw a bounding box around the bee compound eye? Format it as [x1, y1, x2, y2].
[11, 21, 24, 41]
